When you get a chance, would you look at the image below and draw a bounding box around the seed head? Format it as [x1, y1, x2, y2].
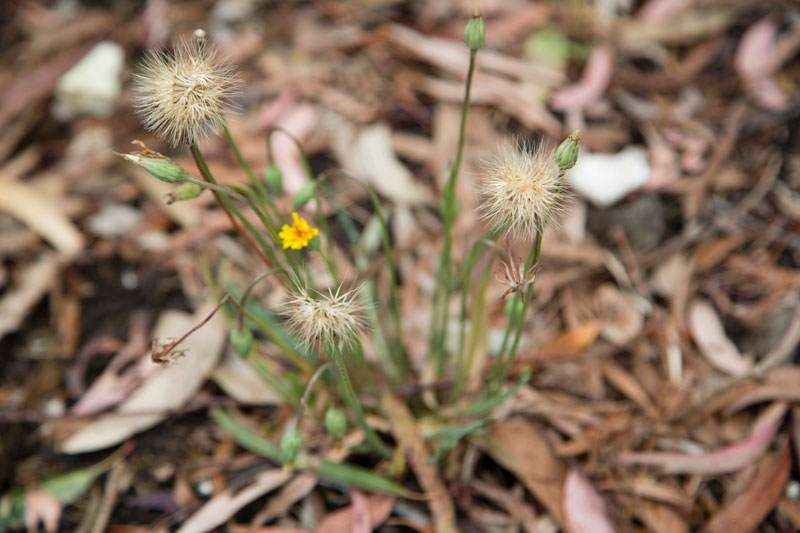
[282, 285, 367, 348]
[132, 29, 238, 147]
[478, 141, 564, 240]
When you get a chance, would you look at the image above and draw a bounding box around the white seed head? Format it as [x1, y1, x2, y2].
[478, 140, 564, 240]
[132, 31, 238, 147]
[282, 286, 368, 347]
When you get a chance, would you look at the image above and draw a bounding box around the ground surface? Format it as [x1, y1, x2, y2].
[1, 0, 800, 532]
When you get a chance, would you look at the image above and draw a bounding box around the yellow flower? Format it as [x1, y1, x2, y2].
[279, 212, 319, 250]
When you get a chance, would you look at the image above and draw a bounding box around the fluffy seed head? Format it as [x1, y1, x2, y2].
[282, 285, 368, 348]
[132, 30, 238, 146]
[478, 141, 564, 240]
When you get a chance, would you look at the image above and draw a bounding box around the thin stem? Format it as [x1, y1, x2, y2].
[331, 341, 392, 459]
[190, 143, 273, 269]
[431, 49, 478, 377]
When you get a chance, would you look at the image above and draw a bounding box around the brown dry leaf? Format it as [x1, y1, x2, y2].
[540, 321, 602, 353]
[688, 300, 750, 377]
[725, 366, 800, 413]
[705, 444, 791, 533]
[315, 493, 395, 533]
[562, 469, 616, 533]
[382, 394, 457, 533]
[176, 469, 293, 533]
[603, 362, 658, 417]
[60, 304, 226, 453]
[251, 473, 317, 526]
[481, 417, 566, 525]
[0, 253, 58, 341]
[618, 402, 786, 474]
[594, 284, 644, 346]
[634, 501, 689, 533]
[0, 175, 84, 257]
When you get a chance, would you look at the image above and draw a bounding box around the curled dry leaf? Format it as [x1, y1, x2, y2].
[550, 46, 613, 112]
[688, 300, 750, 377]
[594, 284, 644, 346]
[60, 305, 226, 453]
[563, 469, 616, 533]
[618, 402, 786, 474]
[24, 489, 62, 533]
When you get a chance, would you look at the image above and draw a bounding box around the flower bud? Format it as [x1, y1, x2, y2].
[165, 181, 203, 204]
[279, 425, 303, 464]
[324, 407, 347, 439]
[464, 9, 485, 51]
[263, 164, 283, 192]
[291, 181, 317, 209]
[230, 328, 253, 356]
[125, 153, 188, 184]
[555, 130, 580, 171]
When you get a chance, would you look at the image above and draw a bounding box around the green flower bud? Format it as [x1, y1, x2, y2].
[291, 181, 317, 209]
[230, 328, 253, 356]
[324, 407, 347, 439]
[279, 425, 303, 464]
[165, 181, 203, 204]
[305, 234, 321, 251]
[555, 130, 580, 171]
[504, 293, 524, 320]
[125, 153, 188, 184]
[264, 164, 283, 193]
[464, 9, 485, 51]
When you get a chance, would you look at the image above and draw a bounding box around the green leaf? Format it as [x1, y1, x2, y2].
[427, 420, 487, 463]
[457, 367, 532, 417]
[211, 408, 281, 463]
[313, 460, 412, 498]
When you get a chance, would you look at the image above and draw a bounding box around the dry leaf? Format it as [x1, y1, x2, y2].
[60, 305, 226, 453]
[0, 176, 84, 257]
[24, 489, 62, 533]
[315, 493, 395, 533]
[688, 300, 750, 377]
[550, 46, 613, 111]
[482, 418, 566, 525]
[618, 402, 786, 474]
[563, 469, 616, 533]
[0, 253, 58, 341]
[382, 394, 457, 533]
[212, 349, 283, 405]
[177, 469, 293, 533]
[705, 444, 790, 532]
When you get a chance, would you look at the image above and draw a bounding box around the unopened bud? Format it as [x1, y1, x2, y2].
[165, 181, 203, 204]
[230, 328, 253, 356]
[264, 164, 283, 192]
[464, 9, 485, 51]
[125, 153, 188, 184]
[555, 130, 580, 171]
[291, 181, 317, 209]
[324, 407, 347, 439]
[279, 425, 303, 464]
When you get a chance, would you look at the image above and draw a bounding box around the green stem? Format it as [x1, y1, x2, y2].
[431, 49, 478, 377]
[223, 123, 282, 221]
[331, 341, 392, 459]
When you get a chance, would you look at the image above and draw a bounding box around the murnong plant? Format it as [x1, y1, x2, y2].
[122, 14, 579, 498]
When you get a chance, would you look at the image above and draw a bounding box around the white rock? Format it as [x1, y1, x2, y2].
[53, 41, 124, 119]
[567, 145, 650, 208]
[87, 204, 141, 238]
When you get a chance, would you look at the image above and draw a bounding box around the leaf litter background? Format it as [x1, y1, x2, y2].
[1, 0, 800, 531]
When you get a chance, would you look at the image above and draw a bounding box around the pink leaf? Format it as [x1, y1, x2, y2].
[315, 493, 395, 533]
[563, 469, 616, 533]
[734, 18, 790, 111]
[618, 403, 786, 474]
[25, 489, 62, 533]
[550, 46, 613, 112]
